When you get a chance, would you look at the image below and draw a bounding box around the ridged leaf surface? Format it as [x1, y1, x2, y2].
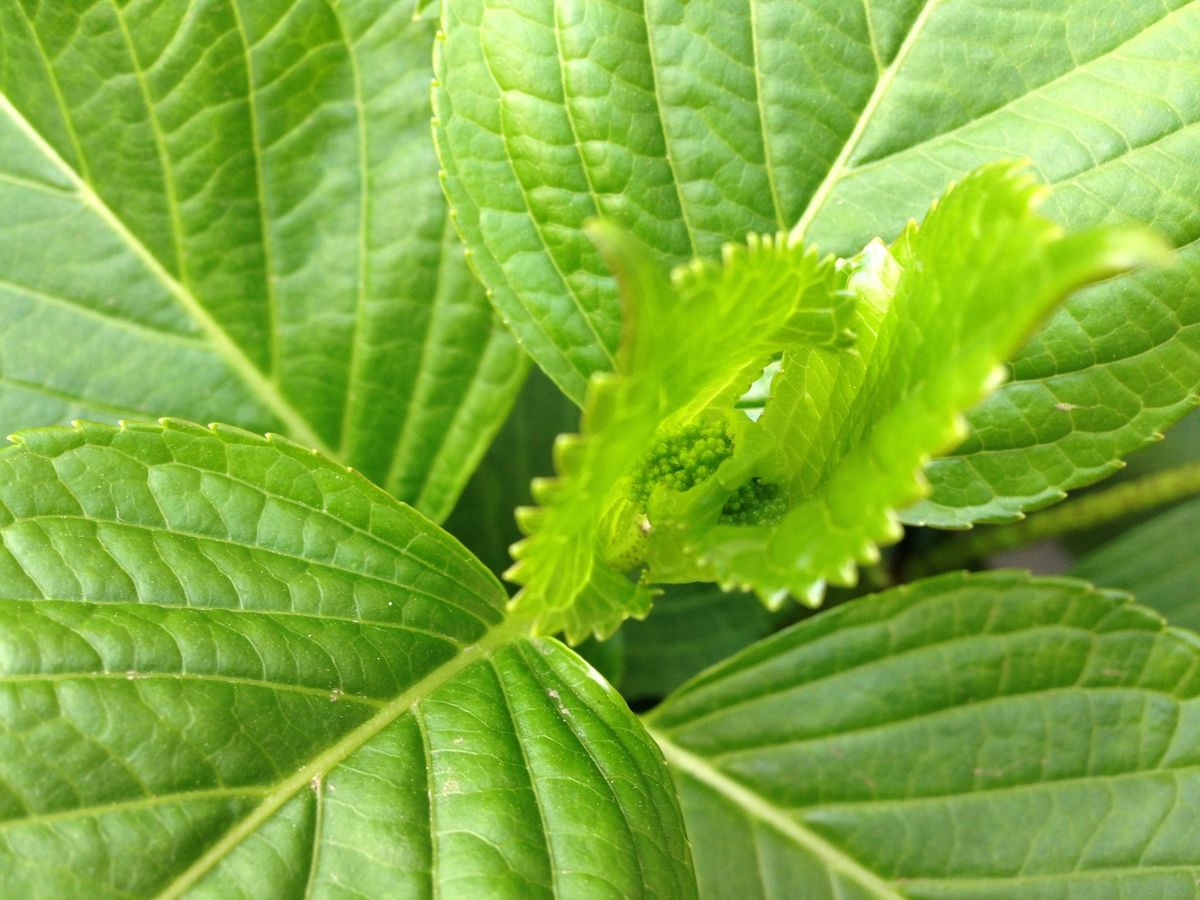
[0, 0, 525, 521]
[434, 0, 1200, 524]
[0, 420, 694, 898]
[647, 571, 1200, 897]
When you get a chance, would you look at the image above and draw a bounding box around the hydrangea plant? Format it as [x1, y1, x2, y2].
[1, 1, 1198, 896]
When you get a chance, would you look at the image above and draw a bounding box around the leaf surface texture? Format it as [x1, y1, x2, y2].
[434, 0, 1200, 522]
[0, 0, 525, 520]
[0, 420, 694, 898]
[647, 571, 1200, 898]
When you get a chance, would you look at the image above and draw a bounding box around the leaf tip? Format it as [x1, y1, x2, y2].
[797, 580, 825, 609]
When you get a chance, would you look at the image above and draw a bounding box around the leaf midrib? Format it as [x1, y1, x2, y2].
[843, 0, 1198, 182]
[1, 594, 473, 644]
[228, 0, 281, 381]
[0, 670, 384, 706]
[0, 91, 332, 457]
[330, 0, 373, 457]
[748, 0, 786, 231]
[787, 0, 941, 244]
[648, 727, 901, 899]
[653, 618, 1148, 736]
[10, 1, 94, 185]
[788, 0, 1198, 249]
[701, 682, 1186, 767]
[110, 0, 189, 289]
[154, 616, 530, 899]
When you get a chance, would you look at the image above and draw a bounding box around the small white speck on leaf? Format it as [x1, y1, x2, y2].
[329, 687, 343, 702]
[974, 765, 1012, 780]
[547, 689, 572, 717]
[1055, 402, 1078, 411]
[441, 779, 461, 796]
[310, 775, 321, 793]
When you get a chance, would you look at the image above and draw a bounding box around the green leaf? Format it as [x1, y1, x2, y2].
[0, 420, 695, 898]
[434, 0, 1200, 522]
[1058, 409, 1200, 554]
[506, 224, 854, 641]
[1072, 495, 1200, 631]
[510, 165, 1164, 635]
[679, 164, 1166, 603]
[646, 570, 1200, 898]
[0, 0, 524, 522]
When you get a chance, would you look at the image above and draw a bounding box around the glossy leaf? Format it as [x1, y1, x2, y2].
[1072, 495, 1200, 631]
[647, 571, 1200, 898]
[0, 0, 524, 521]
[0, 420, 695, 898]
[434, 0, 1200, 522]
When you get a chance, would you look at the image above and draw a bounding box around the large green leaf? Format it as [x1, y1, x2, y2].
[0, 0, 525, 522]
[434, 0, 1200, 523]
[1072, 495, 1200, 631]
[0, 420, 695, 898]
[646, 571, 1200, 897]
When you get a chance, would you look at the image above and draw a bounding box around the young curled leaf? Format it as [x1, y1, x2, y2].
[650, 163, 1172, 605]
[509, 163, 1168, 641]
[507, 228, 856, 642]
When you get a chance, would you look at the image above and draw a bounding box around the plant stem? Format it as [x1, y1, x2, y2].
[908, 460, 1200, 578]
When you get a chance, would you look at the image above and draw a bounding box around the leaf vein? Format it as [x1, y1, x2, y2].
[650, 728, 901, 899]
[151, 620, 526, 899]
[474, 33, 617, 371]
[788, 0, 941, 242]
[0, 92, 330, 455]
